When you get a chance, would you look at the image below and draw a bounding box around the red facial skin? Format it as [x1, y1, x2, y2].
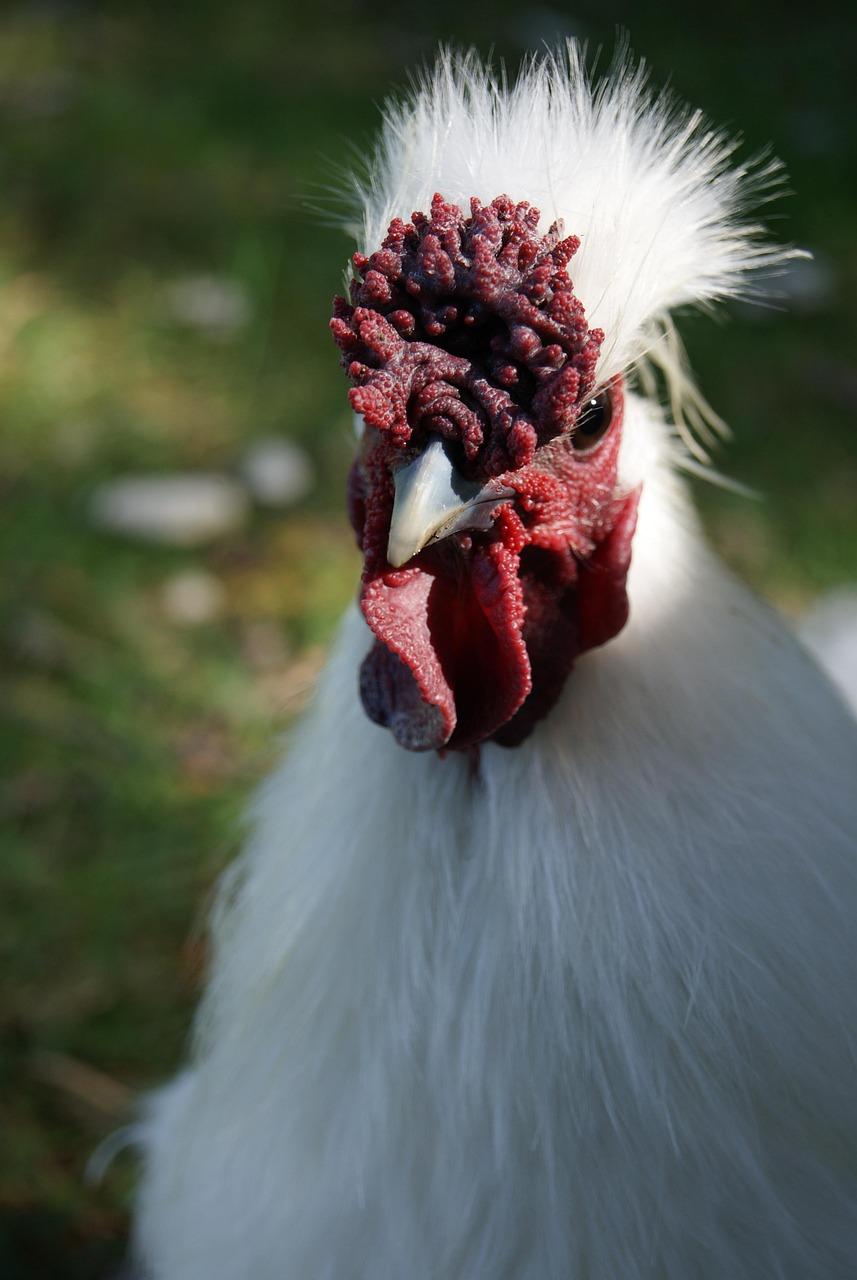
[332, 195, 639, 753]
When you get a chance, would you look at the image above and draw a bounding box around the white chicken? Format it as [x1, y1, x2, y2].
[131, 46, 857, 1279]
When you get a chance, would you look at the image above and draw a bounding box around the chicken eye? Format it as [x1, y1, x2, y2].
[572, 391, 612, 452]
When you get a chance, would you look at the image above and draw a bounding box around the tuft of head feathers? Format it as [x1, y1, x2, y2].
[346, 44, 799, 458]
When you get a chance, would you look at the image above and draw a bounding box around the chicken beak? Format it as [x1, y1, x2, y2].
[386, 439, 512, 568]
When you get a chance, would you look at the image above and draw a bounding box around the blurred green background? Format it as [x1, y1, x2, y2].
[0, 1, 854, 1274]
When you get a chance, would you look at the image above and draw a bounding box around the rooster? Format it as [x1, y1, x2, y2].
[131, 46, 857, 1279]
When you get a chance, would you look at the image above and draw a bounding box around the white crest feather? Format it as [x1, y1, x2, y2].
[349, 44, 799, 451]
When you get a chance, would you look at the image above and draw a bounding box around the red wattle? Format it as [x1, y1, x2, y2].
[359, 518, 531, 751]
[359, 568, 455, 752]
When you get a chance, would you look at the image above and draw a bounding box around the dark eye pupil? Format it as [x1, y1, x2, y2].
[572, 391, 612, 451]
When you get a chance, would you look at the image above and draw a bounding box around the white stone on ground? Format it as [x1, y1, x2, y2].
[161, 570, 226, 626]
[801, 588, 857, 716]
[166, 275, 251, 334]
[90, 474, 248, 546]
[240, 438, 313, 507]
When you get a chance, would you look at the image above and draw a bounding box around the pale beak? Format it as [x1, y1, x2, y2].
[386, 439, 513, 568]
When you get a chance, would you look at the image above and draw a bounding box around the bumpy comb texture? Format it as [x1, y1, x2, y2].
[345, 45, 797, 404]
[331, 194, 602, 476]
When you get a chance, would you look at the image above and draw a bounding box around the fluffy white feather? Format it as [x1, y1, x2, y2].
[801, 588, 857, 714]
[352, 45, 795, 392]
[132, 45, 857, 1279]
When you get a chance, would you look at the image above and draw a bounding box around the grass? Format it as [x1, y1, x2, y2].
[0, 2, 854, 1274]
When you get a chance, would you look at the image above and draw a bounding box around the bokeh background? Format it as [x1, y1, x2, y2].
[0, 1, 854, 1274]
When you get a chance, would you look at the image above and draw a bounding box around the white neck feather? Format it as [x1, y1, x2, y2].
[135, 396, 857, 1278]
